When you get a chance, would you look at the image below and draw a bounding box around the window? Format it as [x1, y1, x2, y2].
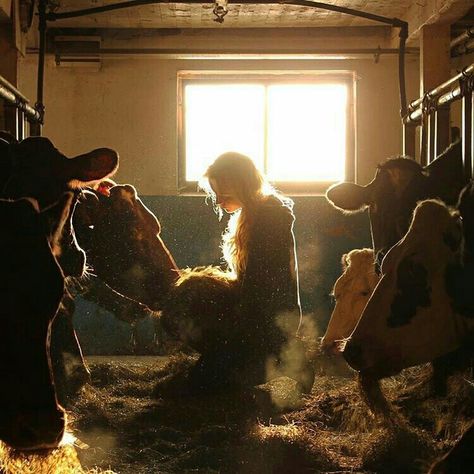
[178, 71, 355, 194]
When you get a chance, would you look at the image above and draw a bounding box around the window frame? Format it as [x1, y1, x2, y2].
[177, 70, 356, 195]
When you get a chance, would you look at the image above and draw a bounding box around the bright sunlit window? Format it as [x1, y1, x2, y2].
[178, 72, 354, 192]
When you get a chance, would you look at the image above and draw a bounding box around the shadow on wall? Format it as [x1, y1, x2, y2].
[74, 195, 371, 354]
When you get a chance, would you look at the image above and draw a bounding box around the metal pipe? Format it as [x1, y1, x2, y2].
[46, 0, 405, 27]
[0, 84, 42, 122]
[17, 109, 25, 141]
[32, 0, 47, 135]
[452, 37, 474, 58]
[397, 23, 408, 117]
[450, 26, 474, 50]
[47, 47, 418, 57]
[287, 0, 406, 27]
[46, 0, 170, 20]
[0, 75, 30, 103]
[462, 90, 473, 180]
[407, 63, 474, 113]
[405, 86, 463, 124]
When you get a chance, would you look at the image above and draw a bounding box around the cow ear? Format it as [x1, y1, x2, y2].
[40, 192, 74, 246]
[64, 148, 119, 183]
[326, 182, 372, 213]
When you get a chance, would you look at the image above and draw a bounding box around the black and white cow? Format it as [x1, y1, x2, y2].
[342, 195, 474, 415]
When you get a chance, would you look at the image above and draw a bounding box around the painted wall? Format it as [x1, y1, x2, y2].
[19, 52, 420, 189]
[18, 47, 419, 353]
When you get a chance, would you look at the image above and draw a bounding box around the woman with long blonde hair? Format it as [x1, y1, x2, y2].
[163, 152, 314, 394]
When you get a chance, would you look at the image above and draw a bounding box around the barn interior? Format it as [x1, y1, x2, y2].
[1, 1, 474, 473]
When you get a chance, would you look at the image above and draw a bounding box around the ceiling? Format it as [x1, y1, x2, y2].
[47, 0, 456, 30]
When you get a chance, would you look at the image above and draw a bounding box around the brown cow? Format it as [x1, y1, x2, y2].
[74, 184, 180, 311]
[0, 195, 72, 450]
[321, 248, 379, 355]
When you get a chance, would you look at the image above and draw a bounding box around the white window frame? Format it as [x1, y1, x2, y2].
[177, 70, 356, 195]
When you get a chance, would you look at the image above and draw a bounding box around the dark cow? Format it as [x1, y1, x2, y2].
[74, 184, 180, 311]
[0, 134, 119, 399]
[0, 134, 118, 276]
[326, 140, 464, 268]
[342, 198, 474, 416]
[0, 195, 72, 450]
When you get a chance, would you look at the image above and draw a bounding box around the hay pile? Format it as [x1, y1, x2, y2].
[2, 353, 472, 473]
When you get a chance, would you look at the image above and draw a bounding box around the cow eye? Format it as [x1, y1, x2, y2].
[360, 290, 370, 296]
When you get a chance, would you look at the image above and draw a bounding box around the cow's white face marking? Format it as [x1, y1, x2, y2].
[321, 248, 379, 354]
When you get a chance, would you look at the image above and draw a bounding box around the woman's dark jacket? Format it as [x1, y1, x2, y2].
[237, 195, 302, 355]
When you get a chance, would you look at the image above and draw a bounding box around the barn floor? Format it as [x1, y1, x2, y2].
[1, 354, 473, 473]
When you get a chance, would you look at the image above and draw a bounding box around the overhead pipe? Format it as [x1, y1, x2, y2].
[50, 47, 418, 58]
[45, 0, 409, 118]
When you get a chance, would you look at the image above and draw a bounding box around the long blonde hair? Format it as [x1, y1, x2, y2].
[200, 152, 291, 278]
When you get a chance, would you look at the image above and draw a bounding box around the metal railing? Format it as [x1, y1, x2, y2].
[0, 74, 43, 140]
[402, 62, 474, 181]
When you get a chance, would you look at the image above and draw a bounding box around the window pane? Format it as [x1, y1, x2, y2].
[185, 84, 265, 181]
[266, 84, 347, 182]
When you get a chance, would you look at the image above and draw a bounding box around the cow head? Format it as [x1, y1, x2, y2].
[321, 248, 379, 355]
[0, 196, 72, 450]
[326, 142, 464, 269]
[2, 136, 118, 207]
[326, 158, 430, 266]
[343, 200, 467, 378]
[73, 184, 179, 311]
[0, 136, 119, 277]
